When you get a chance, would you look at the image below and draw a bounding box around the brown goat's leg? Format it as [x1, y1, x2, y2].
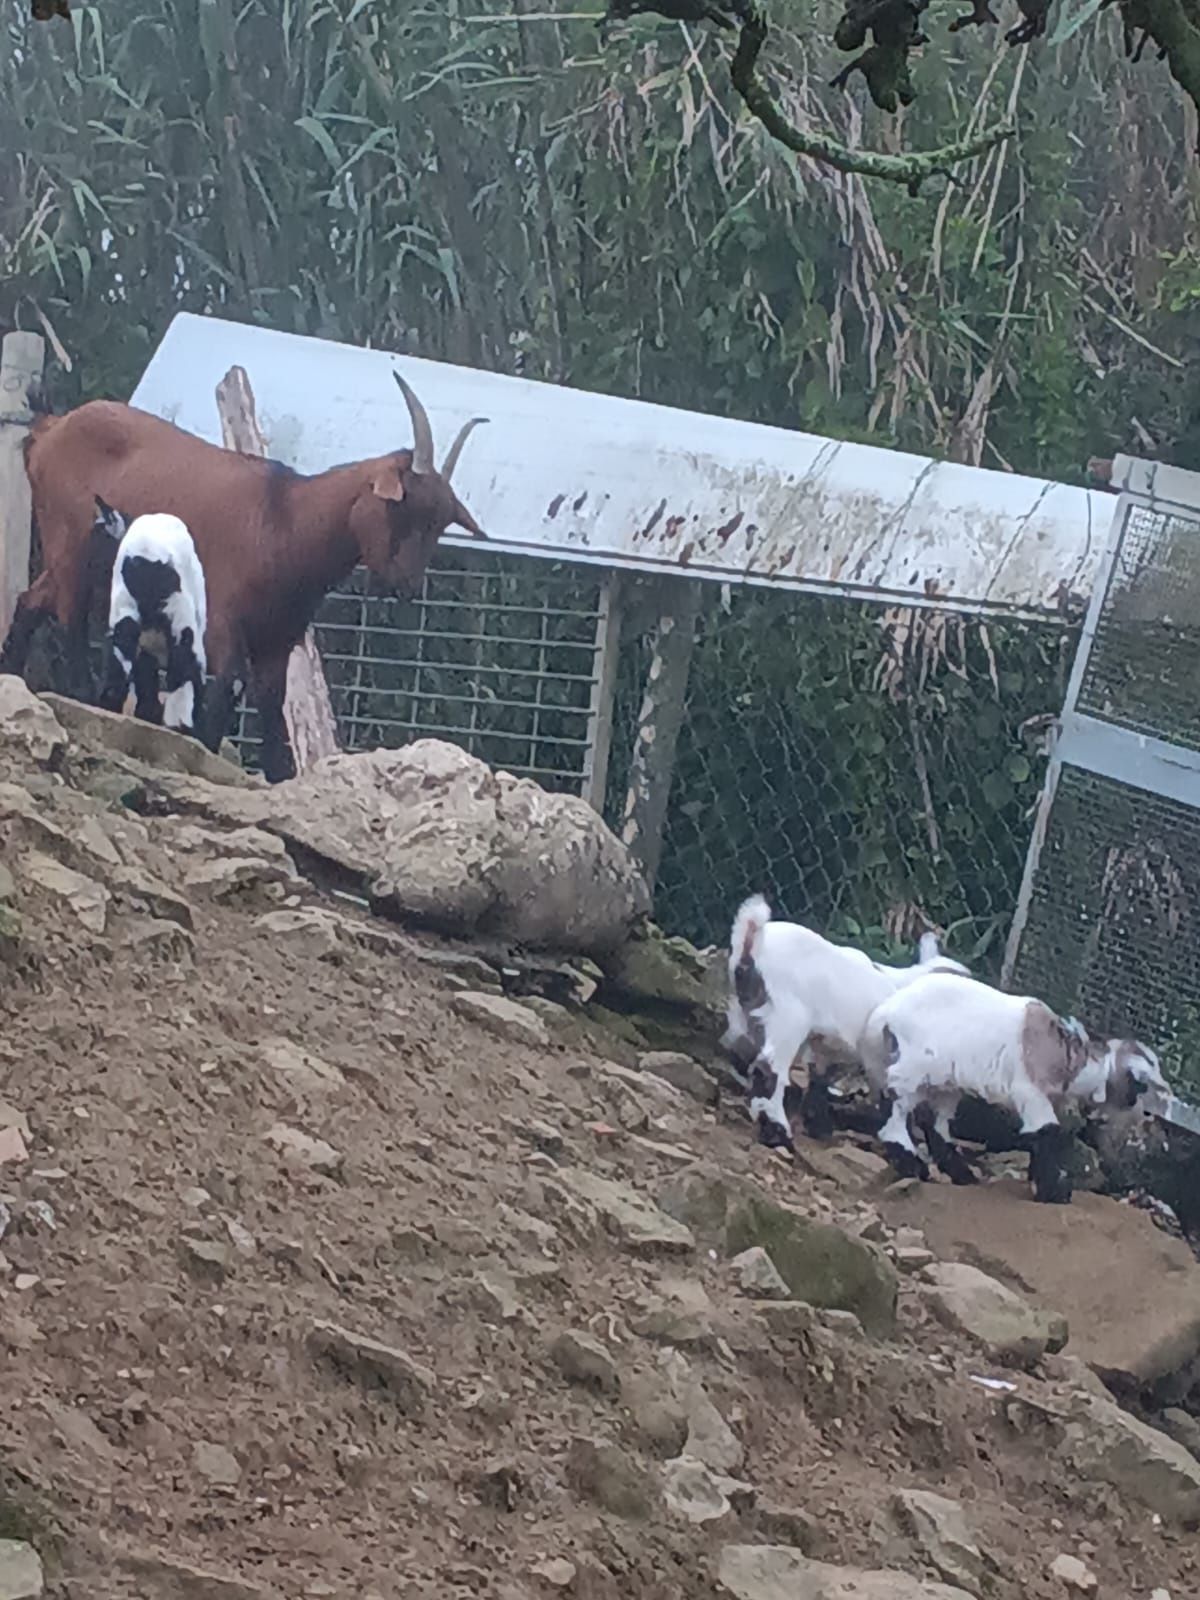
[252, 651, 297, 785]
[0, 572, 56, 678]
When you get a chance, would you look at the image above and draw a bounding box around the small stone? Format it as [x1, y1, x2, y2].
[623, 1376, 689, 1458]
[662, 1455, 753, 1524]
[0, 1537, 44, 1599]
[178, 1237, 231, 1283]
[923, 1261, 1067, 1367]
[507, 1117, 565, 1158]
[307, 1320, 435, 1415]
[895, 1246, 936, 1274]
[0, 864, 15, 902]
[892, 1488, 985, 1592]
[181, 1186, 212, 1210]
[0, 1126, 28, 1167]
[894, 1226, 927, 1249]
[224, 1216, 258, 1257]
[261, 1038, 345, 1096]
[556, 1168, 694, 1255]
[531, 1558, 576, 1588]
[752, 1501, 822, 1553]
[20, 850, 109, 933]
[13, 1274, 39, 1293]
[550, 1329, 621, 1395]
[451, 991, 549, 1049]
[192, 1440, 242, 1486]
[661, 1349, 742, 1472]
[566, 1437, 657, 1519]
[638, 1050, 717, 1103]
[729, 1246, 790, 1300]
[0, 1104, 30, 1140]
[1049, 1553, 1098, 1593]
[262, 1123, 343, 1178]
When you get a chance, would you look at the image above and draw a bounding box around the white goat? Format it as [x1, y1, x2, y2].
[859, 970, 1167, 1203]
[724, 894, 970, 1149]
[94, 500, 208, 737]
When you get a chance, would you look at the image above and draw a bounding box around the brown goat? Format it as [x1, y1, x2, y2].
[0, 373, 486, 782]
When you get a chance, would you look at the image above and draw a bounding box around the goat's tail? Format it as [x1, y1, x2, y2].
[917, 930, 941, 964]
[731, 893, 771, 968]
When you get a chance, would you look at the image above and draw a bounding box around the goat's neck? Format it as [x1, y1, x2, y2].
[280, 465, 371, 596]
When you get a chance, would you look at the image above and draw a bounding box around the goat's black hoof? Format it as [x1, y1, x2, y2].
[938, 1146, 979, 1186]
[800, 1100, 835, 1142]
[884, 1143, 930, 1182]
[756, 1115, 794, 1152]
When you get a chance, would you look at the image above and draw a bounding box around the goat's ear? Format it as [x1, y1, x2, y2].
[371, 459, 407, 504]
[917, 931, 939, 964]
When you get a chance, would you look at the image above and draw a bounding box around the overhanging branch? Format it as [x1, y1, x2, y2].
[605, 0, 1015, 191]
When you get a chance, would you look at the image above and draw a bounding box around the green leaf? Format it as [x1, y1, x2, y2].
[1048, 0, 1104, 46]
[1005, 752, 1032, 784]
[295, 115, 342, 170]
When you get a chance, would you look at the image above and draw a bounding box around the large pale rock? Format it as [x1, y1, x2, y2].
[717, 1546, 974, 1600]
[0, 1539, 43, 1600]
[1061, 1392, 1200, 1523]
[604, 922, 724, 1012]
[662, 1456, 753, 1524]
[133, 740, 648, 954]
[923, 1262, 1067, 1367]
[0, 679, 64, 767]
[882, 1179, 1200, 1388]
[451, 991, 549, 1049]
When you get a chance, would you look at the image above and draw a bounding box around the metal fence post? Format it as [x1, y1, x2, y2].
[619, 574, 702, 891]
[580, 571, 622, 814]
[0, 331, 46, 643]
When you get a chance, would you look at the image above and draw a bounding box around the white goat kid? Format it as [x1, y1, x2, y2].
[94, 500, 208, 737]
[725, 894, 970, 1150]
[860, 971, 1167, 1203]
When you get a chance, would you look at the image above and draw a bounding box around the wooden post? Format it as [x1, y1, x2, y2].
[619, 575, 702, 890]
[0, 332, 46, 641]
[214, 364, 340, 773]
[581, 571, 622, 813]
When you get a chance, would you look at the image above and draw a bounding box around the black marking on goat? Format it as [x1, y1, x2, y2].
[914, 1105, 977, 1186]
[122, 555, 182, 617]
[799, 1075, 835, 1141]
[755, 1113, 793, 1151]
[1028, 1124, 1074, 1204]
[882, 1141, 930, 1182]
[883, 1025, 900, 1067]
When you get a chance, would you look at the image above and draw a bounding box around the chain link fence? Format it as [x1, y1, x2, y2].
[234, 550, 1078, 980]
[605, 579, 1076, 972]
[1007, 480, 1200, 1097]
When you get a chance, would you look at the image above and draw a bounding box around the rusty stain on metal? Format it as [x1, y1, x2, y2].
[132, 313, 1117, 622]
[639, 498, 667, 542]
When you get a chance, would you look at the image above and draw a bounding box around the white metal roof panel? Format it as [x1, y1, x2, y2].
[130, 313, 1112, 620]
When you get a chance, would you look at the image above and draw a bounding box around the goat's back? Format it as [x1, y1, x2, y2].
[26, 400, 298, 567]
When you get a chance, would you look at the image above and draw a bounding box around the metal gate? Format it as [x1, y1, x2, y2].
[1003, 457, 1200, 1104]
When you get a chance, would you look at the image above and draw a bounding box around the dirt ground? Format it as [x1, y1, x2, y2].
[0, 728, 1198, 1599]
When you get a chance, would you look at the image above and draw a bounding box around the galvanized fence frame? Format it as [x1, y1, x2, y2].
[1003, 458, 1200, 1108]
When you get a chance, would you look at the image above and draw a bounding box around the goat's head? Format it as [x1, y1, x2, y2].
[1097, 1037, 1168, 1111]
[349, 371, 487, 598]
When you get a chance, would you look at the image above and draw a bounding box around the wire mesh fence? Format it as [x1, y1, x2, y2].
[232, 553, 1080, 978]
[1008, 485, 1200, 1098]
[605, 580, 1076, 972]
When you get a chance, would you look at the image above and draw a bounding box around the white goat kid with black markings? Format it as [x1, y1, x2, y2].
[859, 971, 1167, 1203]
[724, 894, 970, 1150]
[94, 499, 207, 738]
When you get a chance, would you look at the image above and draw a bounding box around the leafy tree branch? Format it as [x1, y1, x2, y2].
[605, 0, 1015, 190]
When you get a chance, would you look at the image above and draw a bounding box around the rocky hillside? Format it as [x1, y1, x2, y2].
[0, 683, 1198, 1600]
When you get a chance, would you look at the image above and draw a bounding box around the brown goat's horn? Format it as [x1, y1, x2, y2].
[393, 370, 434, 475]
[441, 417, 488, 483]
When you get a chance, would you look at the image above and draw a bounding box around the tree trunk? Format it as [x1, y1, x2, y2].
[214, 364, 340, 771]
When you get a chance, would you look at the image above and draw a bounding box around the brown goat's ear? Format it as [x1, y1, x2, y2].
[371, 459, 407, 504]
